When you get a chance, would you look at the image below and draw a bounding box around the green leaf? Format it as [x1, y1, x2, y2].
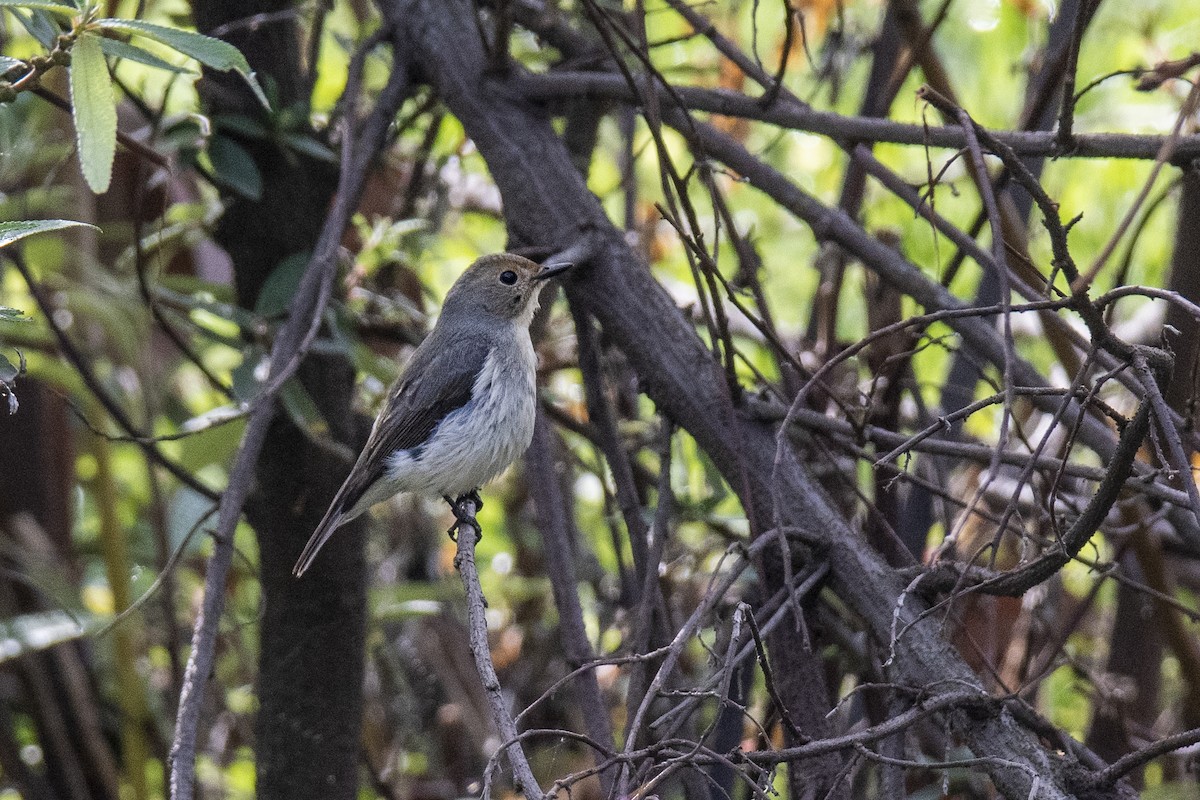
[0, 611, 92, 662]
[0, 0, 80, 18]
[0, 55, 24, 75]
[96, 18, 248, 70]
[97, 36, 192, 74]
[283, 132, 338, 164]
[0, 306, 27, 322]
[280, 377, 330, 439]
[69, 33, 116, 193]
[152, 284, 262, 334]
[96, 18, 269, 108]
[254, 252, 309, 317]
[213, 113, 268, 139]
[12, 8, 60, 48]
[0, 219, 98, 248]
[167, 486, 218, 554]
[0, 351, 18, 382]
[207, 135, 262, 201]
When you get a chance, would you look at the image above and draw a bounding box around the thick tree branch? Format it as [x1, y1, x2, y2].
[518, 71, 1200, 161]
[380, 2, 1131, 796]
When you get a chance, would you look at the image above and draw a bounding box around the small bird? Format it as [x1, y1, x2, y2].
[293, 253, 571, 576]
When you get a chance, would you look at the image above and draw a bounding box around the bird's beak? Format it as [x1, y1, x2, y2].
[532, 261, 573, 282]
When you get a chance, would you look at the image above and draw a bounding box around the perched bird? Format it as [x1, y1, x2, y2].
[293, 253, 571, 576]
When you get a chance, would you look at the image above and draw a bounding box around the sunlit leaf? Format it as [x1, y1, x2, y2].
[97, 36, 192, 74]
[280, 377, 330, 439]
[0, 0, 79, 18]
[68, 32, 116, 193]
[10, 7, 59, 48]
[95, 18, 269, 108]
[0, 611, 92, 662]
[0, 219, 98, 248]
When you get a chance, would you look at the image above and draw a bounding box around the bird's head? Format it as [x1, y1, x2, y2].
[442, 253, 572, 327]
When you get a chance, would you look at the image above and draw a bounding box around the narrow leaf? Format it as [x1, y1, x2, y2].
[0, 0, 79, 17]
[98, 36, 192, 74]
[96, 18, 269, 107]
[69, 33, 116, 193]
[283, 133, 338, 164]
[12, 8, 59, 47]
[0, 611, 92, 662]
[255, 252, 309, 316]
[96, 18, 248, 70]
[0, 219, 98, 249]
[207, 135, 263, 201]
[280, 378, 330, 439]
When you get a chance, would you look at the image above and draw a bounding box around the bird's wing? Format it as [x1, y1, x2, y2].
[293, 331, 492, 576]
[343, 332, 493, 509]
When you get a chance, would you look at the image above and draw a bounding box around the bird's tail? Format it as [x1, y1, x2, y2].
[293, 495, 352, 577]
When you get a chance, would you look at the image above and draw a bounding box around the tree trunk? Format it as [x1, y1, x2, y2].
[189, 2, 367, 797]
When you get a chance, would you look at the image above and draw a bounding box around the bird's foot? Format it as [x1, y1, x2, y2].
[444, 491, 484, 541]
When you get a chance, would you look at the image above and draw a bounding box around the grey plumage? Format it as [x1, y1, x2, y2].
[293, 253, 568, 577]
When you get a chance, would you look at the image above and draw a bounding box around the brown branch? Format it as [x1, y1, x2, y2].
[1055, 1, 1087, 149]
[524, 413, 617, 795]
[912, 399, 1151, 597]
[1072, 724, 1200, 793]
[659, 0, 805, 107]
[518, 71, 1200, 161]
[1133, 352, 1200, 547]
[448, 499, 543, 800]
[380, 3, 1129, 794]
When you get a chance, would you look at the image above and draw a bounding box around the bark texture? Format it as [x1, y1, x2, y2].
[190, 2, 368, 797]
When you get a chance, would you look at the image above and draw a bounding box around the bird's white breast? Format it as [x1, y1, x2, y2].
[385, 326, 537, 498]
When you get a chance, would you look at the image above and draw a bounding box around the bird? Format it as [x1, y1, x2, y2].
[293, 252, 572, 576]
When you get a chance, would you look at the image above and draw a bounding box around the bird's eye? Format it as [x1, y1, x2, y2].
[499, 270, 518, 285]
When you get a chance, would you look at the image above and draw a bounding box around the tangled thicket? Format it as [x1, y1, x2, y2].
[3, 1, 1200, 799]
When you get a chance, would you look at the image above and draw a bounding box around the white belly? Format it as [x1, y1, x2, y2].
[384, 335, 537, 498]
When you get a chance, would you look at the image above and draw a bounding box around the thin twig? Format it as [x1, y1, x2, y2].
[1055, 1, 1087, 149]
[33, 86, 170, 168]
[1134, 352, 1200, 547]
[449, 499, 544, 800]
[1073, 724, 1200, 792]
[525, 413, 617, 796]
[1073, 77, 1200, 292]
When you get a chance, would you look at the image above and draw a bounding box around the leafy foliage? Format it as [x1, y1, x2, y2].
[68, 32, 116, 192]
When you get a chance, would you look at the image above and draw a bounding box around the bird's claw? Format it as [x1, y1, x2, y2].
[444, 490, 484, 540]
